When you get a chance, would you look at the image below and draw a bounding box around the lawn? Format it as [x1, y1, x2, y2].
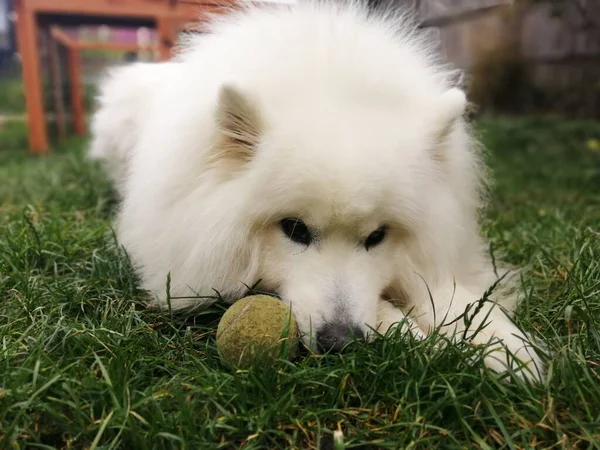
[1, 117, 599, 449]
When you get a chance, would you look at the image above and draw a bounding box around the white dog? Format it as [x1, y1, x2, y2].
[89, 0, 544, 381]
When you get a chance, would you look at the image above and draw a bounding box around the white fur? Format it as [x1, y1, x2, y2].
[89, 0, 544, 381]
[89, 61, 180, 194]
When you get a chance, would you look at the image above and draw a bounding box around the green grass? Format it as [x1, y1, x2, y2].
[1, 117, 599, 449]
[0, 79, 27, 114]
[0, 78, 97, 116]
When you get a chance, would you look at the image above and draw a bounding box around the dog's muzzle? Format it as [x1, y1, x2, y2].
[316, 322, 364, 353]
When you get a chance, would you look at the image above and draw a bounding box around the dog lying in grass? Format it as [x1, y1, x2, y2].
[89, 0, 544, 381]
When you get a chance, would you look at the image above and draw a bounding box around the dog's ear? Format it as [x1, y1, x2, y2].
[430, 88, 467, 155]
[212, 85, 262, 167]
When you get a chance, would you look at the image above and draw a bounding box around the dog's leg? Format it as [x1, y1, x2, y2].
[408, 281, 545, 382]
[376, 300, 426, 341]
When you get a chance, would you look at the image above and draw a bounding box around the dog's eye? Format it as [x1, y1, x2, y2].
[280, 218, 311, 246]
[365, 225, 387, 250]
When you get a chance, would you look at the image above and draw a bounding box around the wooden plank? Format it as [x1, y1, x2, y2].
[436, 7, 516, 68]
[47, 27, 67, 141]
[14, 0, 49, 154]
[50, 25, 75, 47]
[520, 3, 600, 61]
[420, 0, 513, 27]
[75, 40, 159, 52]
[26, 0, 226, 20]
[156, 17, 176, 61]
[66, 48, 86, 135]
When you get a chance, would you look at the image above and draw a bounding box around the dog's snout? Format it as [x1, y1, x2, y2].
[316, 322, 364, 353]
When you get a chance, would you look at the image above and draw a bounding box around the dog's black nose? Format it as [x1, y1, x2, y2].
[316, 323, 364, 353]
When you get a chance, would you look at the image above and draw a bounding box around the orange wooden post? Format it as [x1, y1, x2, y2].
[14, 0, 49, 154]
[66, 47, 86, 135]
[156, 17, 175, 61]
[47, 29, 67, 141]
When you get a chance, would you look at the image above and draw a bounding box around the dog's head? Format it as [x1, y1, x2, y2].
[210, 84, 474, 352]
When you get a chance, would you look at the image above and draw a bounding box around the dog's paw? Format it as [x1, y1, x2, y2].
[473, 329, 546, 383]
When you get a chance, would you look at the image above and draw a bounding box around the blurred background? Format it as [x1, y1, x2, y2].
[0, 0, 598, 154]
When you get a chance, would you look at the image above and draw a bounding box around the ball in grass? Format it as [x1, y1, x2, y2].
[216, 295, 299, 369]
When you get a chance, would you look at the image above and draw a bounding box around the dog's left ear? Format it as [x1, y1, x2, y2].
[430, 88, 467, 153]
[211, 85, 262, 168]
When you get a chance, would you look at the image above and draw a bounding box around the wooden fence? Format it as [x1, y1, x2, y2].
[382, 0, 600, 116]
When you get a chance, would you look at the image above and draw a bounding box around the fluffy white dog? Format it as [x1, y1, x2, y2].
[90, 0, 544, 380]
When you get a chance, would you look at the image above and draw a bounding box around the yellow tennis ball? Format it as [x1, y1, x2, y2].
[216, 295, 299, 368]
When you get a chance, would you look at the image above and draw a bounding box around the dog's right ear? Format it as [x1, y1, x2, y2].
[432, 88, 466, 142]
[211, 85, 262, 168]
[428, 88, 467, 163]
